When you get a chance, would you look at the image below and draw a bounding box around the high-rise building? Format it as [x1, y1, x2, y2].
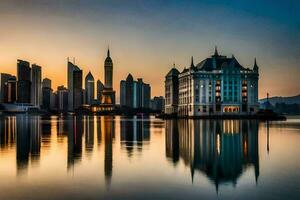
[56, 85, 68, 112]
[42, 78, 52, 110]
[0, 73, 15, 103]
[31, 64, 42, 107]
[125, 74, 134, 107]
[85, 71, 95, 105]
[97, 80, 104, 103]
[165, 48, 259, 116]
[100, 49, 116, 111]
[17, 60, 31, 103]
[164, 65, 179, 114]
[73, 69, 83, 110]
[67, 60, 82, 111]
[120, 75, 151, 109]
[104, 48, 113, 89]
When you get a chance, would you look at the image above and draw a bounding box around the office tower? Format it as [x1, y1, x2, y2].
[97, 80, 104, 103]
[165, 48, 259, 116]
[0, 73, 15, 103]
[31, 64, 42, 107]
[57, 85, 68, 112]
[42, 78, 52, 110]
[120, 75, 151, 109]
[73, 69, 83, 110]
[17, 60, 31, 103]
[67, 60, 83, 111]
[120, 80, 126, 106]
[85, 72, 94, 105]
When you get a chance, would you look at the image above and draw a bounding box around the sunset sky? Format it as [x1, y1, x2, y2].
[0, 0, 299, 100]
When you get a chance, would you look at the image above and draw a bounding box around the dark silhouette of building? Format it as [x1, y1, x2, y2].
[0, 73, 16, 103]
[73, 69, 83, 110]
[85, 71, 95, 105]
[42, 78, 52, 110]
[17, 60, 31, 103]
[120, 74, 151, 109]
[150, 96, 165, 112]
[99, 49, 116, 111]
[56, 85, 68, 112]
[31, 64, 42, 107]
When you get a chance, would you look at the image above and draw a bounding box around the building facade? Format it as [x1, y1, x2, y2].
[164, 67, 179, 114]
[99, 49, 116, 111]
[17, 60, 31, 103]
[165, 48, 259, 116]
[85, 71, 95, 105]
[97, 80, 104, 103]
[0, 73, 16, 103]
[120, 74, 151, 109]
[31, 64, 42, 107]
[67, 60, 82, 111]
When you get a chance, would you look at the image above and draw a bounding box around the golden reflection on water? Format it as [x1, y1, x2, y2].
[0, 115, 299, 199]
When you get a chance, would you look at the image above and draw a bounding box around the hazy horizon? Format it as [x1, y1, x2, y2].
[0, 0, 299, 100]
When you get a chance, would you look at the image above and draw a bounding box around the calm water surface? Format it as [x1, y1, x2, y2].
[0, 115, 299, 200]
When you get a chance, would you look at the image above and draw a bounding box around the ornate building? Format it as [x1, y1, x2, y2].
[165, 48, 259, 116]
[99, 49, 116, 111]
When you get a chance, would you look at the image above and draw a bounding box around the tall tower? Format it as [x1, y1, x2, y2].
[104, 48, 113, 89]
[85, 71, 95, 105]
[31, 64, 42, 107]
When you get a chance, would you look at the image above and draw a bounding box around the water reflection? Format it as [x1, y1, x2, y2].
[166, 120, 260, 191]
[120, 116, 150, 157]
[0, 115, 282, 198]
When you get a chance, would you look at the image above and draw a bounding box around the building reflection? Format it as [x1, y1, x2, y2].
[102, 116, 115, 189]
[165, 119, 259, 190]
[84, 116, 94, 154]
[67, 115, 83, 170]
[120, 116, 150, 157]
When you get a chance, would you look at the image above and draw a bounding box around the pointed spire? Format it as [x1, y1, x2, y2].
[107, 47, 110, 57]
[253, 57, 258, 71]
[173, 62, 175, 68]
[191, 56, 195, 68]
[214, 46, 219, 56]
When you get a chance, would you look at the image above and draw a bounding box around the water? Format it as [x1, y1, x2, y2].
[0, 115, 299, 200]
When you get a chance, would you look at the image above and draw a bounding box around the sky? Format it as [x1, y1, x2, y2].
[0, 0, 299, 100]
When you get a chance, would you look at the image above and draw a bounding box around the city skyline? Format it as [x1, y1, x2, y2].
[0, 0, 299, 99]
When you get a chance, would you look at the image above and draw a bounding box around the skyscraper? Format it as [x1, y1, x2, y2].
[73, 69, 83, 110]
[17, 60, 31, 103]
[67, 60, 82, 111]
[42, 78, 52, 110]
[31, 64, 42, 107]
[104, 48, 113, 89]
[100, 49, 116, 111]
[85, 71, 95, 105]
[120, 75, 151, 109]
[56, 85, 68, 112]
[125, 74, 134, 108]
